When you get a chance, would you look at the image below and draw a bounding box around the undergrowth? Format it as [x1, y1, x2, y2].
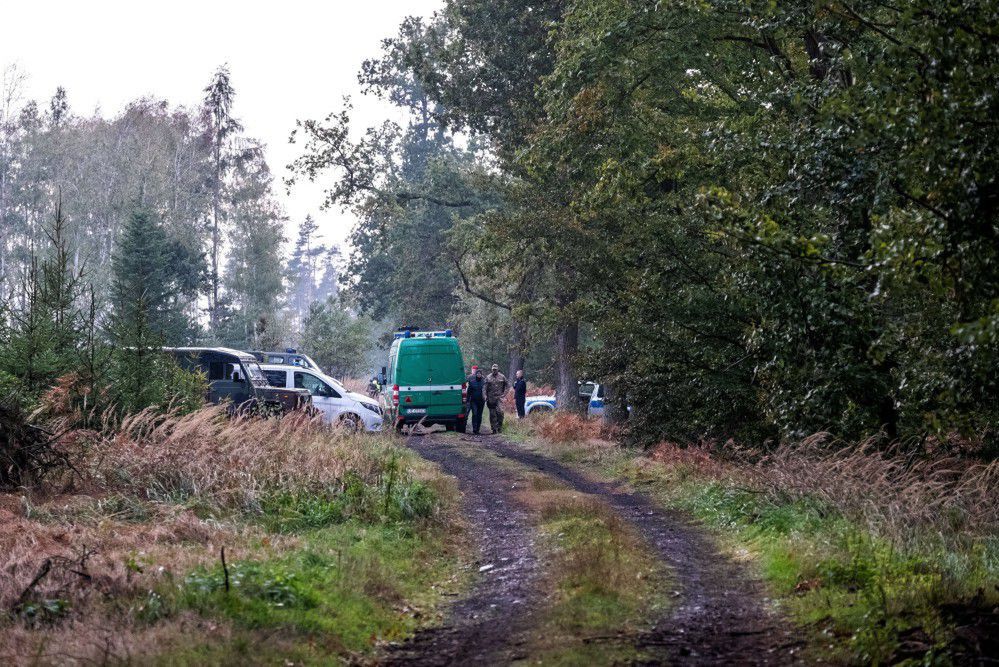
[524, 421, 999, 665]
[0, 406, 464, 665]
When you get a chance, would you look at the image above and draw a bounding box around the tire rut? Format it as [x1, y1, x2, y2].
[477, 435, 803, 665]
[381, 434, 540, 665]
[389, 433, 803, 665]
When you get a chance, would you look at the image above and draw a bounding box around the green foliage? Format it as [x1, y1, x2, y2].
[108, 209, 203, 413]
[364, 0, 999, 444]
[300, 296, 373, 377]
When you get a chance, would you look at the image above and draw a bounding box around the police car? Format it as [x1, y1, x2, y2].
[525, 382, 606, 416]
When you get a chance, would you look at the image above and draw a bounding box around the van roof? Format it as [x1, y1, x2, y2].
[393, 336, 460, 349]
[164, 347, 257, 363]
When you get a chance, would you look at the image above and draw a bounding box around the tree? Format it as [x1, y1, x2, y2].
[301, 296, 372, 378]
[286, 214, 323, 326]
[109, 209, 199, 412]
[202, 64, 243, 333]
[221, 144, 286, 349]
[1, 201, 85, 393]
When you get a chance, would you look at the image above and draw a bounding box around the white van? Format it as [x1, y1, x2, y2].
[260, 364, 383, 432]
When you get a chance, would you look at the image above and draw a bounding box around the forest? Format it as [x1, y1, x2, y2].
[0, 64, 375, 413]
[289, 0, 998, 450]
[1, 1, 998, 665]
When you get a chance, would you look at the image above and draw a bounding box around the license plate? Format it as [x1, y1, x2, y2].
[407, 408, 427, 414]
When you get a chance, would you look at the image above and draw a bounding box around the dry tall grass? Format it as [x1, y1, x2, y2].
[649, 434, 999, 551]
[0, 406, 441, 665]
[534, 412, 601, 444]
[103, 406, 397, 512]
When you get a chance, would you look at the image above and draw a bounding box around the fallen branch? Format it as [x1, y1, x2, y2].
[14, 558, 52, 609]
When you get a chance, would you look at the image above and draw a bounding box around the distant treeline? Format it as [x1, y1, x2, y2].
[0, 66, 371, 414]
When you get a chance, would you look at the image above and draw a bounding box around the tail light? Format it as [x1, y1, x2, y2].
[461, 382, 468, 402]
[392, 385, 399, 407]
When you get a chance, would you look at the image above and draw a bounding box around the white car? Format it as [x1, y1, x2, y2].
[526, 382, 606, 417]
[260, 364, 383, 432]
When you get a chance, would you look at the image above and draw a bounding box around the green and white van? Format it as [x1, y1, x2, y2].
[386, 329, 467, 431]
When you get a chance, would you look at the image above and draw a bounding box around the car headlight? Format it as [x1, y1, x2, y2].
[360, 402, 381, 415]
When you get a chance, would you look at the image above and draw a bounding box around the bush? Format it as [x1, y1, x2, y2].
[535, 412, 600, 444]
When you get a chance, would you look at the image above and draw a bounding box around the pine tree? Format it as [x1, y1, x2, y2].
[286, 215, 323, 324]
[315, 244, 342, 303]
[109, 209, 197, 412]
[222, 147, 286, 349]
[202, 64, 243, 334]
[1, 200, 84, 394]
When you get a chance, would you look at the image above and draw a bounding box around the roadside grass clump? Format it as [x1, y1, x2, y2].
[0, 405, 463, 665]
[515, 474, 671, 664]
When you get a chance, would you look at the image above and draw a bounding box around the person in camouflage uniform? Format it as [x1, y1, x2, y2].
[484, 363, 508, 434]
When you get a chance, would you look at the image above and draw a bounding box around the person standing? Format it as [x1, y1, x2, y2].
[513, 369, 527, 419]
[466, 368, 486, 435]
[484, 363, 508, 434]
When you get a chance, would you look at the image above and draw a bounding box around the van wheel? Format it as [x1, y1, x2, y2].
[338, 413, 361, 433]
[456, 416, 467, 433]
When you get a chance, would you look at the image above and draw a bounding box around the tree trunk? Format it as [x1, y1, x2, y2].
[555, 321, 581, 413]
[507, 317, 527, 380]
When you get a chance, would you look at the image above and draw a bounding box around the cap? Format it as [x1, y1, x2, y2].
[471, 365, 478, 370]
[491, 364, 499, 370]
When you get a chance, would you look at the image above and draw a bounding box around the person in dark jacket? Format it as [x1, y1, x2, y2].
[513, 369, 527, 419]
[466, 368, 486, 434]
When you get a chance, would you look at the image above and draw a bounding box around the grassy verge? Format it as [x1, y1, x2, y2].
[0, 407, 468, 665]
[517, 415, 999, 665]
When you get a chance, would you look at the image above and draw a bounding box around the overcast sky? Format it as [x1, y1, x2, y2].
[0, 0, 442, 249]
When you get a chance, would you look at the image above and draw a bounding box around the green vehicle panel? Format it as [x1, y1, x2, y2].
[386, 332, 466, 430]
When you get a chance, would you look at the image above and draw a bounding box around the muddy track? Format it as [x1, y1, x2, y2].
[381, 434, 540, 665]
[478, 435, 803, 665]
[389, 432, 804, 665]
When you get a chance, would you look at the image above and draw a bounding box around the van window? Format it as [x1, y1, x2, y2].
[263, 370, 286, 387]
[295, 372, 340, 398]
[208, 361, 226, 381]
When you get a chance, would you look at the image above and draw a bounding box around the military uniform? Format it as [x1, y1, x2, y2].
[484, 370, 508, 433]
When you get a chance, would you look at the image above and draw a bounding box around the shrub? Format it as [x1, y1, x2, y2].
[535, 412, 600, 444]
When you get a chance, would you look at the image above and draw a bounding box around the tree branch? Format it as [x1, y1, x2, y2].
[452, 257, 512, 311]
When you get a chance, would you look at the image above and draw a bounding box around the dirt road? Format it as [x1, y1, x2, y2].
[383, 434, 541, 665]
[388, 432, 801, 665]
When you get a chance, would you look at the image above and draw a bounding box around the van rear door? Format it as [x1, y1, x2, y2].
[396, 347, 434, 418]
[428, 348, 465, 419]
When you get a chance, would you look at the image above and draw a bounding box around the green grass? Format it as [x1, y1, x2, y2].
[516, 435, 998, 665]
[133, 447, 466, 664]
[170, 522, 461, 661]
[519, 485, 672, 664]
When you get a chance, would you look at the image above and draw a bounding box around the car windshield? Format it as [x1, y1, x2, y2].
[243, 361, 268, 386]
